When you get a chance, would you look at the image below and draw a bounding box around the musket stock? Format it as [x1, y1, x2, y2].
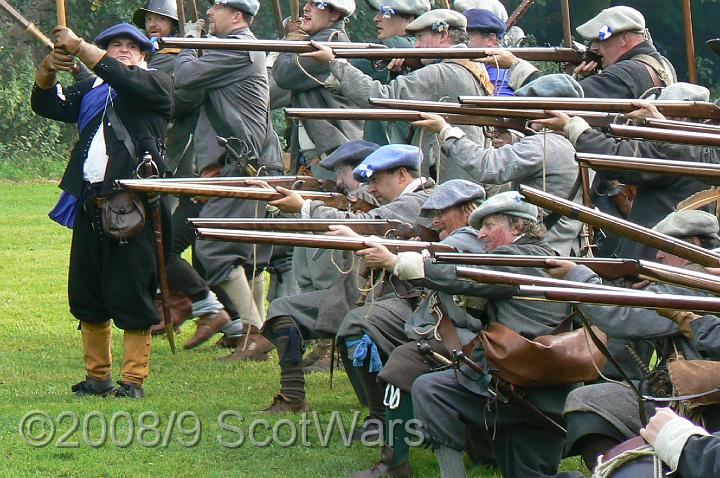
[577, 153, 720, 184]
[608, 124, 720, 147]
[117, 180, 374, 212]
[195, 228, 456, 253]
[457, 97, 720, 121]
[518, 185, 720, 268]
[284, 107, 528, 130]
[334, 47, 583, 64]
[188, 218, 438, 241]
[158, 37, 385, 52]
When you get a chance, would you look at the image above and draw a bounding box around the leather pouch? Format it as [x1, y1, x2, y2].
[99, 190, 146, 242]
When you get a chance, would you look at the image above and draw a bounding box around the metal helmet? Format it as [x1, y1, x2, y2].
[132, 0, 179, 29]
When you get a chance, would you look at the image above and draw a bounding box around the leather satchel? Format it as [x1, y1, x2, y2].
[478, 318, 608, 388]
[668, 359, 720, 409]
[98, 190, 146, 243]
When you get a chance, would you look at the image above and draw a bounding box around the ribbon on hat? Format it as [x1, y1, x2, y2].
[356, 163, 375, 178]
[514, 193, 525, 202]
[313, 1, 328, 9]
[149, 36, 159, 52]
[598, 25, 613, 41]
[432, 20, 449, 33]
[380, 5, 396, 18]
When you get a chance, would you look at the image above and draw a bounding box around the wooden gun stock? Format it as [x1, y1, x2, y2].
[117, 180, 374, 212]
[506, 0, 535, 29]
[518, 185, 720, 268]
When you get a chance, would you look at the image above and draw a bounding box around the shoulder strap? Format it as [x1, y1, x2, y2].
[106, 105, 137, 162]
[446, 59, 495, 96]
[632, 53, 674, 87]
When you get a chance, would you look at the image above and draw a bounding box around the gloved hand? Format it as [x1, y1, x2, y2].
[41, 48, 75, 73]
[184, 19, 205, 38]
[284, 18, 308, 41]
[657, 309, 700, 338]
[52, 26, 83, 55]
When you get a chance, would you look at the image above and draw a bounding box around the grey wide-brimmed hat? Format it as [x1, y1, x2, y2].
[319, 140, 380, 170]
[366, 0, 431, 17]
[420, 179, 485, 217]
[654, 82, 711, 102]
[133, 0, 179, 29]
[468, 191, 538, 228]
[576, 6, 645, 41]
[514, 74, 584, 98]
[405, 9, 467, 33]
[454, 0, 507, 21]
[309, 0, 356, 16]
[208, 0, 260, 16]
[652, 210, 719, 239]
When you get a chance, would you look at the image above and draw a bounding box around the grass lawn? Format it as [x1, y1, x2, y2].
[0, 181, 586, 477]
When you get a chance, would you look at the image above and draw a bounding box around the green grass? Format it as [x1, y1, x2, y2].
[0, 181, 586, 477]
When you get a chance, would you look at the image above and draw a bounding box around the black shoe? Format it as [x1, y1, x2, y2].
[352, 417, 384, 444]
[71, 376, 115, 396]
[112, 381, 144, 399]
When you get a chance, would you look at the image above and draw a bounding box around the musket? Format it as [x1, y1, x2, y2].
[368, 98, 626, 129]
[435, 253, 720, 295]
[457, 97, 720, 121]
[576, 153, 720, 184]
[0, 0, 54, 49]
[116, 180, 375, 212]
[187, 218, 439, 241]
[158, 37, 386, 52]
[334, 47, 584, 64]
[141, 154, 176, 353]
[506, 0, 535, 29]
[608, 124, 720, 147]
[455, 266, 623, 292]
[645, 118, 720, 135]
[136, 175, 327, 190]
[284, 107, 529, 130]
[518, 185, 720, 268]
[176, 0, 186, 36]
[516, 285, 720, 315]
[195, 228, 456, 254]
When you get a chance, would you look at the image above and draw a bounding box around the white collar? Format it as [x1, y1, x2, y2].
[400, 177, 429, 196]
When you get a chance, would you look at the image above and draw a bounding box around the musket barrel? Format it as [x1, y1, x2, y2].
[188, 218, 407, 236]
[518, 185, 720, 268]
[130, 175, 324, 190]
[284, 107, 528, 129]
[608, 124, 720, 147]
[195, 228, 456, 253]
[457, 97, 720, 121]
[158, 37, 386, 52]
[334, 47, 583, 63]
[645, 118, 720, 135]
[455, 266, 624, 291]
[518, 285, 720, 314]
[577, 153, 720, 182]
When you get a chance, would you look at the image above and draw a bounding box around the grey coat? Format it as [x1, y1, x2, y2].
[272, 22, 364, 168]
[442, 132, 584, 255]
[326, 55, 489, 182]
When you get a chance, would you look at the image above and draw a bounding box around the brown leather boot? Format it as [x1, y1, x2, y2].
[150, 289, 193, 334]
[184, 309, 231, 349]
[261, 393, 309, 414]
[350, 446, 413, 478]
[217, 326, 274, 361]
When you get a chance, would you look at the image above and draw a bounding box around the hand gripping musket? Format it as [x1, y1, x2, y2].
[576, 153, 720, 184]
[368, 98, 627, 130]
[285, 107, 529, 130]
[158, 37, 386, 52]
[506, 0, 535, 29]
[187, 218, 439, 241]
[457, 97, 720, 122]
[333, 47, 584, 64]
[518, 185, 720, 268]
[133, 175, 328, 190]
[0, 0, 54, 49]
[608, 124, 720, 147]
[195, 228, 455, 254]
[141, 154, 176, 353]
[645, 118, 720, 135]
[435, 253, 720, 295]
[116, 180, 375, 212]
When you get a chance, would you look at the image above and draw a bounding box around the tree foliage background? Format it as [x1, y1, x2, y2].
[0, 0, 718, 175]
